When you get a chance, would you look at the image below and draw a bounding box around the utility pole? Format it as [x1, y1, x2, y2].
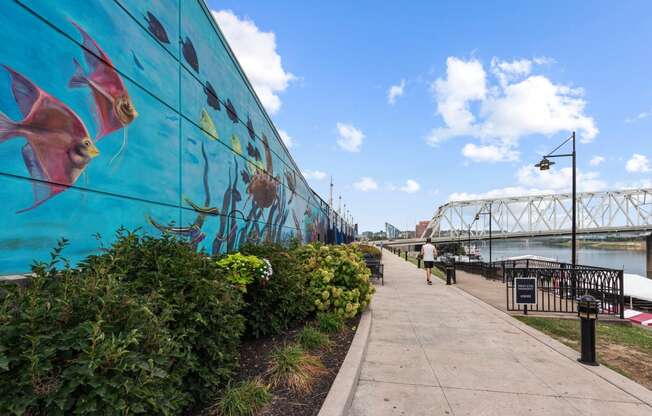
[329, 176, 333, 208]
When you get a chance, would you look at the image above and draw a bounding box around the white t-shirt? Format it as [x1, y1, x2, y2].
[421, 243, 436, 261]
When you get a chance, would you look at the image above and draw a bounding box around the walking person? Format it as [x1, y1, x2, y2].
[420, 238, 437, 285]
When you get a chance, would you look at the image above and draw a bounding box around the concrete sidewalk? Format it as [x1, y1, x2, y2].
[348, 251, 652, 416]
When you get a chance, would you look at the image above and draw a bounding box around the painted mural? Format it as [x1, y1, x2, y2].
[0, 0, 353, 274]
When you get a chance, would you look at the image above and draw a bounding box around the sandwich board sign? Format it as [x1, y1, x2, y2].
[514, 277, 537, 306]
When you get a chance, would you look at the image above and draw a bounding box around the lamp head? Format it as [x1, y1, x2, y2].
[535, 157, 554, 171]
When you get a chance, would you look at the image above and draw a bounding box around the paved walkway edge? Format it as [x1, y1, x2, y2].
[318, 306, 373, 416]
[449, 280, 652, 407]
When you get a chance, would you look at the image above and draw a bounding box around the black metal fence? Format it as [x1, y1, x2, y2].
[455, 261, 502, 280]
[505, 266, 624, 318]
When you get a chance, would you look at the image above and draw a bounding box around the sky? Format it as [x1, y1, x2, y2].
[206, 0, 652, 232]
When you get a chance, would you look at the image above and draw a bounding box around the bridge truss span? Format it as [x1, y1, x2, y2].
[421, 188, 652, 241]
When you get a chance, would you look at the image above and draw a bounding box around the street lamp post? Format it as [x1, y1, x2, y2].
[474, 203, 492, 265]
[535, 131, 577, 295]
[467, 224, 472, 259]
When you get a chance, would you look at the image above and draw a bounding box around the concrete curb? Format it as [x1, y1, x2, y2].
[318, 306, 373, 416]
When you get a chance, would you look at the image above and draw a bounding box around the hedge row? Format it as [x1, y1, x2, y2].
[0, 231, 374, 415]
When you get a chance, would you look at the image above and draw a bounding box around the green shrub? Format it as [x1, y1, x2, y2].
[297, 326, 331, 350]
[316, 312, 344, 333]
[0, 231, 245, 415]
[267, 344, 325, 394]
[355, 243, 381, 259]
[212, 378, 271, 416]
[296, 244, 375, 319]
[238, 242, 311, 338]
[215, 252, 271, 292]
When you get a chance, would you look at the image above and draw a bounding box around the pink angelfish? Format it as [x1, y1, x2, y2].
[68, 20, 138, 139]
[0, 65, 99, 212]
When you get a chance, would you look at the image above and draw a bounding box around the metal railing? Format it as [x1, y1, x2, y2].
[505, 266, 624, 318]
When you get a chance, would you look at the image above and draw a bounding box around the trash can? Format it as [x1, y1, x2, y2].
[577, 295, 599, 366]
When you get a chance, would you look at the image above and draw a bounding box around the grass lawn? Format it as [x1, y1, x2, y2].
[405, 255, 446, 280]
[516, 316, 652, 389]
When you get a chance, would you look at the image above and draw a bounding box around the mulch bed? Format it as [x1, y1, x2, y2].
[235, 314, 361, 416]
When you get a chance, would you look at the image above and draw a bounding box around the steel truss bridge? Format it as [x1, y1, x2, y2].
[385, 189, 652, 246]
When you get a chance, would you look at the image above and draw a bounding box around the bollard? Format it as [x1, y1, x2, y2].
[418, 258, 421, 268]
[404, 252, 408, 261]
[577, 295, 599, 366]
[446, 266, 453, 285]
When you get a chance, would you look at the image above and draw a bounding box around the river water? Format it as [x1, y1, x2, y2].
[476, 238, 647, 275]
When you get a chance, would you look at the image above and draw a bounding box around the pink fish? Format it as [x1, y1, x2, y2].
[68, 21, 138, 140]
[0, 65, 99, 212]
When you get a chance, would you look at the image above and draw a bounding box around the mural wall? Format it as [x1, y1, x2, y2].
[0, 0, 354, 274]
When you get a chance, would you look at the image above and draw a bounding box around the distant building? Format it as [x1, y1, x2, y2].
[399, 230, 415, 239]
[385, 222, 401, 239]
[415, 220, 430, 238]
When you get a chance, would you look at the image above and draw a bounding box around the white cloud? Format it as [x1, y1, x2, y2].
[212, 10, 295, 115]
[302, 170, 327, 180]
[613, 178, 652, 189]
[625, 153, 651, 173]
[400, 179, 421, 193]
[462, 143, 518, 163]
[387, 79, 406, 105]
[389, 179, 421, 193]
[278, 129, 294, 148]
[517, 165, 607, 192]
[428, 56, 598, 161]
[353, 177, 378, 192]
[449, 186, 553, 202]
[336, 122, 365, 152]
[449, 163, 608, 202]
[625, 108, 652, 123]
[491, 58, 532, 87]
[589, 155, 605, 166]
[431, 57, 487, 134]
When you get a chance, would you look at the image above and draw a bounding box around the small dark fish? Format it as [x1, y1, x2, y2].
[132, 51, 144, 70]
[204, 81, 220, 110]
[241, 170, 250, 184]
[187, 137, 197, 145]
[246, 117, 255, 139]
[233, 189, 242, 202]
[247, 142, 261, 161]
[225, 99, 238, 123]
[145, 12, 170, 44]
[180, 36, 199, 72]
[186, 152, 199, 164]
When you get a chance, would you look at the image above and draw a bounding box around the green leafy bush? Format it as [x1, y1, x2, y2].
[296, 244, 375, 320]
[297, 326, 331, 350]
[216, 252, 272, 292]
[0, 231, 244, 415]
[355, 243, 381, 259]
[238, 242, 311, 338]
[212, 378, 271, 416]
[316, 312, 344, 333]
